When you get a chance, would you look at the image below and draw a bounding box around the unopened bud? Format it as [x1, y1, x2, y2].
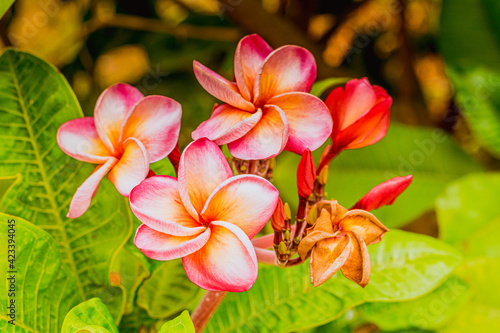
[297, 149, 316, 198]
[284, 202, 292, 221]
[351, 175, 413, 211]
[318, 166, 329, 185]
[278, 241, 288, 255]
[271, 198, 285, 231]
[307, 205, 318, 225]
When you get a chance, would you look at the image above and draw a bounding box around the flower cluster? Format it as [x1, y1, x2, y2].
[57, 34, 411, 292]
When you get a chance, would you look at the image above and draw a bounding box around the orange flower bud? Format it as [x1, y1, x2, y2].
[297, 149, 316, 198]
[352, 175, 413, 211]
[271, 198, 285, 232]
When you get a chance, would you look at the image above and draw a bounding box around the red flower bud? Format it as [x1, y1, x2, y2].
[271, 198, 285, 232]
[351, 175, 413, 211]
[297, 149, 316, 198]
[325, 78, 392, 154]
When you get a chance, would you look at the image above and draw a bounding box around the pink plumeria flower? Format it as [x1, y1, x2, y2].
[57, 83, 181, 218]
[130, 138, 279, 292]
[192, 34, 332, 160]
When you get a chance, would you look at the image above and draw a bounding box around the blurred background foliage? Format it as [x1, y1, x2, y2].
[1, 0, 500, 332]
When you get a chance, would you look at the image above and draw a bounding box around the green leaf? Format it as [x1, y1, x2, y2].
[62, 298, 118, 333]
[0, 213, 81, 332]
[359, 276, 470, 331]
[0, 0, 14, 18]
[447, 66, 500, 157]
[436, 173, 500, 247]
[0, 49, 132, 320]
[309, 77, 350, 97]
[158, 311, 195, 333]
[137, 259, 201, 319]
[438, 258, 500, 333]
[274, 123, 482, 228]
[439, 0, 500, 71]
[206, 230, 461, 333]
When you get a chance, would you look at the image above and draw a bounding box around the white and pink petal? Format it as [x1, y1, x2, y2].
[267, 92, 332, 155]
[178, 138, 233, 219]
[134, 224, 210, 261]
[129, 175, 205, 236]
[121, 95, 181, 163]
[108, 137, 149, 197]
[94, 83, 144, 153]
[201, 174, 279, 239]
[67, 157, 118, 219]
[183, 221, 258, 292]
[57, 117, 112, 163]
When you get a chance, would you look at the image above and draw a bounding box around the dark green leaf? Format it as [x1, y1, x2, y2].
[137, 259, 201, 319]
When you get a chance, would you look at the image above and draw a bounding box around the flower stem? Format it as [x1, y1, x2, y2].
[191, 290, 227, 332]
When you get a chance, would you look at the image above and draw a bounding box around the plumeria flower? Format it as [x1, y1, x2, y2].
[298, 200, 389, 287]
[57, 83, 181, 218]
[130, 138, 279, 292]
[192, 34, 332, 160]
[318, 78, 391, 170]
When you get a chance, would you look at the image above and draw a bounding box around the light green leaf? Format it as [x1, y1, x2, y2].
[0, 213, 81, 332]
[158, 311, 195, 333]
[137, 259, 201, 319]
[62, 298, 118, 333]
[206, 230, 461, 333]
[0, 0, 14, 18]
[309, 77, 350, 97]
[436, 173, 500, 247]
[438, 258, 500, 333]
[359, 276, 470, 331]
[274, 123, 482, 228]
[0, 49, 132, 320]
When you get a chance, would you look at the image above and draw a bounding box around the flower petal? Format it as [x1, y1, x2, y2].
[178, 139, 233, 219]
[193, 61, 255, 112]
[268, 92, 332, 154]
[129, 175, 205, 236]
[336, 78, 377, 130]
[254, 45, 316, 105]
[201, 174, 279, 239]
[134, 224, 210, 261]
[192, 104, 262, 145]
[228, 105, 289, 159]
[94, 83, 144, 153]
[341, 232, 371, 287]
[121, 96, 181, 163]
[183, 221, 258, 292]
[346, 100, 391, 149]
[340, 210, 389, 245]
[67, 158, 118, 218]
[234, 34, 273, 101]
[108, 137, 149, 197]
[57, 117, 112, 163]
[310, 234, 351, 287]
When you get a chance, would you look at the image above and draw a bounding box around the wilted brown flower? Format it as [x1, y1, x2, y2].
[297, 200, 389, 288]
